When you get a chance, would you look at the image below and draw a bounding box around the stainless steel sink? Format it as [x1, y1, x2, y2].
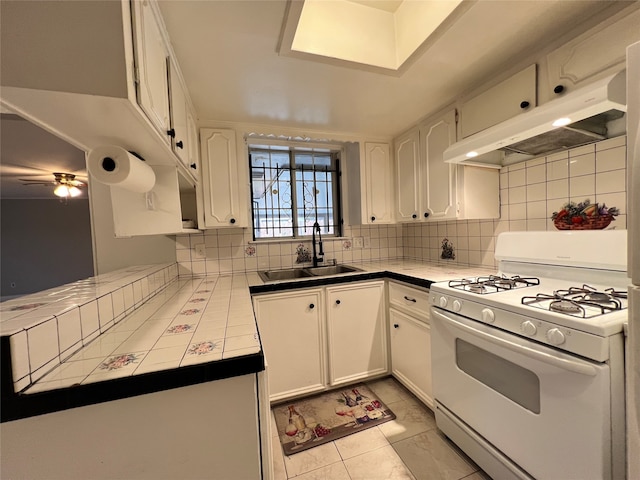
[258, 264, 363, 282]
[304, 265, 363, 276]
[258, 268, 314, 282]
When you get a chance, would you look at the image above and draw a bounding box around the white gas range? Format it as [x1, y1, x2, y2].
[429, 230, 628, 480]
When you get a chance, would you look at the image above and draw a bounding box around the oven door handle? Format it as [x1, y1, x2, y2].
[432, 309, 598, 376]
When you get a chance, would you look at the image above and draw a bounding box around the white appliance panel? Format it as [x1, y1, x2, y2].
[628, 41, 640, 283]
[431, 308, 612, 480]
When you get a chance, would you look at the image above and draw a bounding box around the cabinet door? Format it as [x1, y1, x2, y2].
[168, 59, 189, 166]
[363, 143, 393, 224]
[420, 110, 457, 220]
[253, 290, 325, 402]
[389, 309, 432, 407]
[394, 130, 421, 222]
[131, 0, 170, 141]
[199, 128, 245, 227]
[460, 65, 536, 138]
[326, 281, 388, 386]
[186, 108, 199, 175]
[544, 8, 640, 100]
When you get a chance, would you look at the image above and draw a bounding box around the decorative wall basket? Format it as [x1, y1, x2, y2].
[551, 199, 619, 231]
[553, 215, 614, 230]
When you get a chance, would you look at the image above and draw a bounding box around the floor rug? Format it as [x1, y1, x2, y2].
[273, 384, 396, 456]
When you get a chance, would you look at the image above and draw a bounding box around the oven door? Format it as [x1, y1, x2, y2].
[431, 307, 612, 480]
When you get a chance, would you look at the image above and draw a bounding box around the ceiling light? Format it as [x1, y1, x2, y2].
[466, 151, 479, 158]
[68, 186, 82, 197]
[53, 184, 70, 197]
[552, 117, 572, 127]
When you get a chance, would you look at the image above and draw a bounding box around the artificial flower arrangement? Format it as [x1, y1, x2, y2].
[551, 199, 619, 230]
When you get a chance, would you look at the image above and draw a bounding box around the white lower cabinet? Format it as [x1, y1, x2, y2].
[389, 309, 432, 408]
[252, 289, 325, 403]
[388, 281, 433, 407]
[326, 281, 388, 386]
[253, 280, 388, 403]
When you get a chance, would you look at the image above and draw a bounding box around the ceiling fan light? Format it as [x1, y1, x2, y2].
[53, 184, 70, 197]
[68, 186, 82, 197]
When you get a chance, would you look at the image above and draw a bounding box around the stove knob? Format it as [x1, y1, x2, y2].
[439, 296, 448, 308]
[481, 308, 495, 323]
[452, 300, 462, 312]
[521, 320, 537, 336]
[547, 328, 566, 345]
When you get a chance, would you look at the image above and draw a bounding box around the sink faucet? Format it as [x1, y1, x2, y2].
[312, 221, 324, 267]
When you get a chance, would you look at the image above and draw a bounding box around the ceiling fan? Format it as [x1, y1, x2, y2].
[20, 172, 86, 199]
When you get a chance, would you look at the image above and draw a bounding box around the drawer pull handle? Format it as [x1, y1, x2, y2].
[404, 296, 417, 303]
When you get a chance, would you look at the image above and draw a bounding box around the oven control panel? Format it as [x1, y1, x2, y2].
[429, 292, 610, 362]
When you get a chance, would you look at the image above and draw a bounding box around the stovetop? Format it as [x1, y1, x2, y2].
[431, 274, 628, 339]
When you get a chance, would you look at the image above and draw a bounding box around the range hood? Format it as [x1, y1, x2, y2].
[444, 69, 626, 167]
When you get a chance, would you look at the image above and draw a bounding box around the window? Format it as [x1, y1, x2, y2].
[249, 144, 342, 240]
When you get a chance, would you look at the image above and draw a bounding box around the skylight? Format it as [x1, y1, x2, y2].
[279, 0, 464, 75]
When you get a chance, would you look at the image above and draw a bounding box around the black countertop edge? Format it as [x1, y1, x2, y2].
[248, 270, 434, 294]
[1, 351, 264, 423]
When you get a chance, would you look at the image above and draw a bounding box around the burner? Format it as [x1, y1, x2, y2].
[468, 284, 487, 294]
[584, 292, 613, 303]
[449, 275, 540, 294]
[605, 288, 627, 299]
[550, 300, 583, 315]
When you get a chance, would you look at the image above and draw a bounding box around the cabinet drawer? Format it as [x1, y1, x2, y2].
[388, 282, 429, 320]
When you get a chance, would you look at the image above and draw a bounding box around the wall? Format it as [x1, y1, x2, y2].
[176, 224, 403, 276]
[176, 136, 625, 274]
[403, 135, 627, 268]
[0, 199, 94, 298]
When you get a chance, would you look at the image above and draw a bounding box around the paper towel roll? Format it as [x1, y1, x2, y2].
[88, 146, 156, 193]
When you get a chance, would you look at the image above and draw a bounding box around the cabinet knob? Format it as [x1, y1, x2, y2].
[176, 140, 184, 149]
[335, 299, 341, 305]
[190, 163, 197, 170]
[309, 303, 315, 309]
[230, 218, 236, 224]
[554, 85, 565, 94]
[393, 323, 399, 328]
[412, 214, 417, 219]
[520, 101, 530, 109]
[424, 212, 430, 218]
[371, 216, 376, 222]
[167, 128, 176, 138]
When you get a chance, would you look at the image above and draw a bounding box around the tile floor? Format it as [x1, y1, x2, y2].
[271, 377, 492, 480]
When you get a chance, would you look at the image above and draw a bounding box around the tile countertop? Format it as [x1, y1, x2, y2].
[2, 259, 494, 421]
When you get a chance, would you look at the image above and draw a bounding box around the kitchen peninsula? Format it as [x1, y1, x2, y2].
[0, 259, 491, 479]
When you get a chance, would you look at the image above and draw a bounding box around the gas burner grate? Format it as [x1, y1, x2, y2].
[449, 275, 540, 294]
[522, 285, 625, 318]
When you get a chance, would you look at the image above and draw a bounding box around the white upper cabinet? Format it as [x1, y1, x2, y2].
[394, 109, 499, 222]
[363, 142, 394, 224]
[420, 109, 458, 220]
[394, 129, 421, 222]
[460, 65, 536, 139]
[168, 58, 199, 176]
[344, 141, 395, 226]
[0, 0, 197, 177]
[199, 128, 247, 228]
[543, 7, 640, 99]
[131, 0, 171, 142]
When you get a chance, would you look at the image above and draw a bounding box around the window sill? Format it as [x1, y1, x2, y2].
[248, 236, 351, 245]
